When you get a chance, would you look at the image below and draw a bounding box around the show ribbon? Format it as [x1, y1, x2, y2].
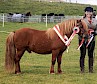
[77, 38, 85, 50]
[53, 25, 79, 46]
[53, 25, 69, 53]
[86, 34, 94, 48]
[65, 27, 79, 46]
[53, 25, 68, 44]
[86, 29, 94, 48]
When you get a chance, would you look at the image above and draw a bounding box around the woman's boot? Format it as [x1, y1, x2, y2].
[89, 58, 93, 73]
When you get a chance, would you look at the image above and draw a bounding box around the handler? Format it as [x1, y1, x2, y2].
[79, 7, 97, 73]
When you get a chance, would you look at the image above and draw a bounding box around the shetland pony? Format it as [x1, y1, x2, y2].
[5, 19, 88, 74]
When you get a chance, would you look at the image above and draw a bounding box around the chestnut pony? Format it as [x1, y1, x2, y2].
[5, 19, 88, 74]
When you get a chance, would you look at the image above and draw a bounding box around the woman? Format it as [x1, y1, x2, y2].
[79, 7, 97, 73]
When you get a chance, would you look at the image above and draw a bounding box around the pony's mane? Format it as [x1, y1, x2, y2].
[46, 28, 55, 39]
[46, 19, 77, 39]
[58, 19, 77, 35]
[46, 19, 88, 39]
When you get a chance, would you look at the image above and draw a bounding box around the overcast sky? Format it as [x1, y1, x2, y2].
[61, 0, 97, 5]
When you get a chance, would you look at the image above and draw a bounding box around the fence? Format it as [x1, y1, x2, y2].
[0, 14, 82, 27]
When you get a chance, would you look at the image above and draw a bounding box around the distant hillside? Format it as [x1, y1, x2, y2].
[0, 0, 97, 15]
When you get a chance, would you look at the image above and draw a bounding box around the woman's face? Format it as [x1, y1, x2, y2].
[85, 11, 93, 18]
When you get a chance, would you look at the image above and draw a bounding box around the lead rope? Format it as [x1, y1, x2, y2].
[77, 38, 85, 50]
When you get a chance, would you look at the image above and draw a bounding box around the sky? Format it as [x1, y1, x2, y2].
[61, 0, 97, 5]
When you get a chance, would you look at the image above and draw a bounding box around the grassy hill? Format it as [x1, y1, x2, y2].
[0, 0, 97, 15]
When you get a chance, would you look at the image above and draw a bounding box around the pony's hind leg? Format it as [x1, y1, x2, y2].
[57, 53, 62, 74]
[15, 49, 25, 74]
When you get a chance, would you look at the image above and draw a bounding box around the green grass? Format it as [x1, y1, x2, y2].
[0, 22, 97, 84]
[0, 0, 97, 15]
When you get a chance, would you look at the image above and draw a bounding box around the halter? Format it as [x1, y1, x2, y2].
[53, 25, 79, 46]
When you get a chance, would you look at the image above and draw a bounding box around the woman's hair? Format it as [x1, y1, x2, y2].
[83, 14, 86, 18]
[83, 14, 92, 19]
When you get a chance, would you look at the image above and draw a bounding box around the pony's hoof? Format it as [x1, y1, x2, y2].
[17, 73, 21, 75]
[16, 72, 21, 74]
[15, 71, 21, 74]
[49, 71, 55, 74]
[57, 70, 62, 74]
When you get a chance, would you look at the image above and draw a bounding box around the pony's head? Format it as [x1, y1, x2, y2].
[76, 19, 88, 39]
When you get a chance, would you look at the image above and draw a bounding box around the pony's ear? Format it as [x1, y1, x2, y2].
[77, 19, 81, 23]
[76, 19, 82, 27]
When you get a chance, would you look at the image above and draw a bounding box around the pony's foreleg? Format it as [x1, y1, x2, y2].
[15, 50, 25, 74]
[57, 53, 62, 74]
[50, 50, 59, 74]
[50, 55, 56, 74]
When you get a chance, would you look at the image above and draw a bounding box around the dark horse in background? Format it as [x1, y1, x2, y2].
[41, 13, 65, 23]
[5, 19, 88, 74]
[7, 12, 31, 22]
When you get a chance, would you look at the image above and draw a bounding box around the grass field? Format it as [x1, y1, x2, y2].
[0, 22, 97, 84]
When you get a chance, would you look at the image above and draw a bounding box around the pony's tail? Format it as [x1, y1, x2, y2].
[5, 32, 16, 73]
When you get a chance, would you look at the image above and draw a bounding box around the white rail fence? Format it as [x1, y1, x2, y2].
[0, 14, 82, 27]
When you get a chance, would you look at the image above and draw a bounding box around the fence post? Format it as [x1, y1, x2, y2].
[2, 14, 4, 27]
[46, 14, 47, 27]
